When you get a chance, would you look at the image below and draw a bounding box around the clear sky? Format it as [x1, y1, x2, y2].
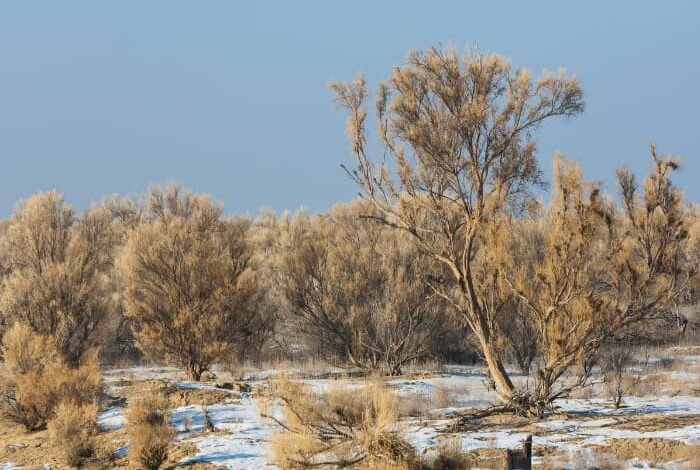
[0, 1, 698, 217]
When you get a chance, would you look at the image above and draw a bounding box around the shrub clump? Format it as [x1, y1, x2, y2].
[270, 381, 415, 469]
[48, 400, 99, 467]
[127, 392, 176, 470]
[0, 323, 102, 431]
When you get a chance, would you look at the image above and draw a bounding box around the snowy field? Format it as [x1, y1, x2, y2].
[2, 349, 699, 469]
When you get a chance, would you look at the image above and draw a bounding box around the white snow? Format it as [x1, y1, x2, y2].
[175, 395, 280, 469]
[98, 405, 126, 431]
[406, 422, 532, 453]
[90, 355, 700, 468]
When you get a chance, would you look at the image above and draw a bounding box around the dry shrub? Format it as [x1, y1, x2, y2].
[49, 400, 98, 466]
[600, 346, 645, 408]
[431, 385, 461, 409]
[127, 392, 176, 470]
[423, 440, 473, 470]
[397, 393, 431, 418]
[0, 323, 102, 431]
[270, 381, 415, 469]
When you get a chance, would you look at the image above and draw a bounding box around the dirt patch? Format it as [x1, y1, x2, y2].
[469, 447, 508, 469]
[608, 413, 698, 432]
[0, 418, 56, 468]
[591, 438, 700, 465]
[669, 346, 700, 356]
[163, 440, 220, 469]
[0, 415, 126, 468]
[118, 379, 237, 407]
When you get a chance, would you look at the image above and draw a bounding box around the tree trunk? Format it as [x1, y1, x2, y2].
[479, 336, 515, 402]
[186, 363, 204, 381]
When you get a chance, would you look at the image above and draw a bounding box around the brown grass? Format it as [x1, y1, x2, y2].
[591, 438, 700, 467]
[269, 380, 415, 469]
[48, 400, 98, 467]
[127, 391, 176, 470]
[0, 323, 102, 431]
[422, 439, 474, 470]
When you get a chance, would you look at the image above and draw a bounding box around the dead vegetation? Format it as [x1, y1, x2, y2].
[0, 323, 102, 431]
[126, 391, 176, 470]
[48, 400, 99, 467]
[269, 380, 416, 469]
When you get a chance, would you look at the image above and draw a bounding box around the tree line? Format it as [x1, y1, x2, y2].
[0, 46, 698, 418]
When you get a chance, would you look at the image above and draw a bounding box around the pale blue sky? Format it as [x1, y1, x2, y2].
[0, 1, 698, 217]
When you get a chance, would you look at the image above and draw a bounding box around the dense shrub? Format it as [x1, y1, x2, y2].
[279, 202, 447, 375]
[0, 323, 102, 431]
[0, 191, 115, 367]
[117, 185, 266, 380]
[127, 392, 176, 470]
[48, 400, 99, 466]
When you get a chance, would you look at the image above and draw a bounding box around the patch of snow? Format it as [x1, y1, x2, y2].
[177, 395, 281, 469]
[113, 443, 129, 458]
[537, 418, 618, 430]
[98, 406, 126, 431]
[406, 421, 530, 453]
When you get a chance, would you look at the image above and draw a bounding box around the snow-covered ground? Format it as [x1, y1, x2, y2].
[172, 396, 279, 469]
[91, 351, 700, 469]
[97, 376, 281, 469]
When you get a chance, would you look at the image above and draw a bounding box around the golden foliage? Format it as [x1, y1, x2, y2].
[331, 45, 585, 402]
[0, 190, 115, 366]
[117, 184, 263, 380]
[279, 201, 447, 374]
[502, 150, 694, 409]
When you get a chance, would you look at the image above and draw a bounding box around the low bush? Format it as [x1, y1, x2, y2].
[600, 346, 645, 408]
[0, 323, 102, 431]
[269, 380, 415, 469]
[48, 400, 99, 467]
[423, 440, 473, 470]
[127, 392, 176, 470]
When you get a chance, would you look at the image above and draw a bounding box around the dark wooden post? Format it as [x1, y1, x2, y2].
[506, 434, 532, 470]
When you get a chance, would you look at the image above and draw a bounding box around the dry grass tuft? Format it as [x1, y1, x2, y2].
[269, 380, 415, 469]
[48, 400, 98, 467]
[422, 439, 474, 470]
[127, 391, 176, 470]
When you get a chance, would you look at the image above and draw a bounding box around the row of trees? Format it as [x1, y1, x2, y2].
[0, 189, 467, 379]
[0, 46, 698, 418]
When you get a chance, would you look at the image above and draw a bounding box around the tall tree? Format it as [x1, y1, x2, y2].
[331, 46, 584, 401]
[117, 185, 262, 380]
